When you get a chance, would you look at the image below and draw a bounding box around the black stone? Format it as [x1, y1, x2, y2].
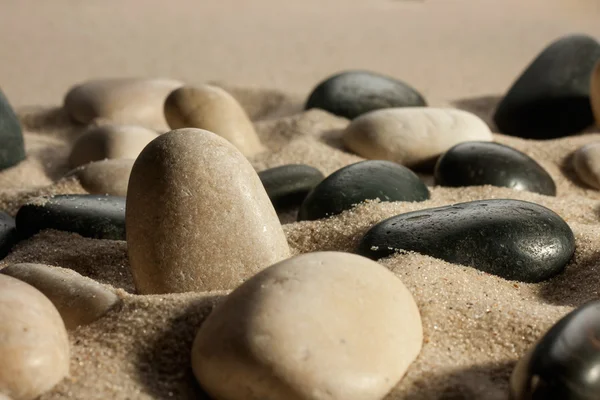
[298, 160, 430, 221]
[357, 199, 574, 283]
[0, 212, 17, 260]
[434, 141, 556, 196]
[258, 164, 325, 210]
[494, 34, 600, 139]
[0, 89, 26, 170]
[16, 195, 126, 240]
[305, 70, 427, 119]
[510, 300, 600, 399]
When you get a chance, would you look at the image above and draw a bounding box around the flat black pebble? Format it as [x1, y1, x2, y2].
[305, 70, 427, 119]
[434, 141, 556, 196]
[494, 34, 600, 138]
[0, 89, 26, 170]
[258, 164, 325, 210]
[16, 195, 126, 240]
[298, 160, 430, 221]
[357, 199, 574, 283]
[510, 300, 600, 399]
[0, 211, 17, 259]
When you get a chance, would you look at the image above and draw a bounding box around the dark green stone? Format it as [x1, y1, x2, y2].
[494, 34, 600, 138]
[434, 141, 556, 196]
[305, 70, 427, 119]
[258, 164, 324, 210]
[0, 89, 25, 170]
[357, 199, 574, 283]
[16, 195, 125, 240]
[298, 160, 430, 221]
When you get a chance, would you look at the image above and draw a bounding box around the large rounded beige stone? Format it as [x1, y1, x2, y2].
[1, 263, 120, 330]
[126, 128, 290, 294]
[68, 124, 158, 168]
[0, 274, 69, 400]
[192, 251, 423, 400]
[164, 85, 264, 157]
[592, 61, 600, 126]
[573, 142, 600, 190]
[343, 107, 493, 168]
[66, 158, 134, 196]
[64, 78, 183, 131]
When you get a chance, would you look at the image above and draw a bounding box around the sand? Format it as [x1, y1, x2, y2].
[2, 0, 600, 398]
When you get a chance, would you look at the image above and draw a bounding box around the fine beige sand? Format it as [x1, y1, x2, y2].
[2, 1, 600, 399]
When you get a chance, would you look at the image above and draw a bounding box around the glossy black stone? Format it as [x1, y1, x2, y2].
[16, 195, 126, 240]
[298, 160, 430, 221]
[494, 34, 600, 139]
[510, 300, 600, 399]
[0, 211, 17, 259]
[434, 141, 556, 196]
[305, 70, 427, 119]
[258, 164, 325, 210]
[0, 89, 26, 170]
[357, 199, 575, 283]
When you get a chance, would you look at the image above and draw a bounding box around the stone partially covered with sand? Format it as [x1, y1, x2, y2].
[1, 263, 120, 330]
[66, 159, 134, 196]
[164, 85, 264, 157]
[591, 61, 600, 126]
[68, 124, 158, 168]
[192, 251, 423, 400]
[0, 274, 69, 400]
[573, 142, 600, 190]
[343, 107, 493, 168]
[126, 128, 290, 294]
[64, 78, 183, 131]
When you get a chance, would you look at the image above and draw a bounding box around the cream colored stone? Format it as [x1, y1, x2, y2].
[0, 274, 69, 400]
[192, 251, 423, 400]
[68, 124, 158, 168]
[1, 263, 120, 330]
[591, 61, 600, 126]
[343, 107, 493, 168]
[64, 78, 183, 131]
[164, 85, 264, 157]
[573, 142, 600, 190]
[126, 128, 290, 294]
[67, 158, 134, 196]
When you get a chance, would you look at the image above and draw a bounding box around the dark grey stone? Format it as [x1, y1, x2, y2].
[0, 89, 26, 170]
[258, 164, 324, 210]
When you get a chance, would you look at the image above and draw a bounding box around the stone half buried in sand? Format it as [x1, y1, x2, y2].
[15, 194, 126, 241]
[297, 160, 429, 221]
[591, 61, 600, 126]
[510, 300, 600, 400]
[68, 124, 158, 169]
[0, 89, 26, 171]
[434, 141, 556, 196]
[191, 251, 423, 400]
[126, 128, 290, 294]
[573, 142, 600, 190]
[258, 164, 325, 211]
[0, 212, 17, 260]
[305, 70, 427, 119]
[0, 263, 120, 330]
[494, 34, 600, 139]
[357, 199, 575, 283]
[0, 274, 69, 400]
[63, 78, 183, 131]
[164, 85, 265, 157]
[65, 158, 135, 197]
[343, 107, 493, 169]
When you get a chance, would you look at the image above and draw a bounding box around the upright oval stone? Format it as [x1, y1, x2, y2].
[0, 274, 69, 400]
[434, 141, 556, 196]
[494, 34, 600, 138]
[192, 251, 423, 400]
[66, 159, 134, 196]
[0, 90, 25, 171]
[343, 108, 492, 168]
[305, 70, 427, 119]
[357, 199, 575, 283]
[573, 142, 600, 190]
[258, 164, 324, 210]
[1, 263, 120, 330]
[68, 124, 158, 168]
[298, 160, 429, 221]
[511, 300, 600, 399]
[126, 128, 290, 294]
[64, 78, 183, 131]
[164, 85, 264, 157]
